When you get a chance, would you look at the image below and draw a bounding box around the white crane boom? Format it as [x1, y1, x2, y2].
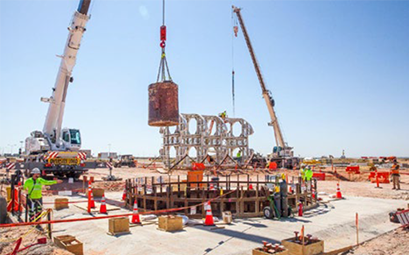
[26, 0, 91, 154]
[42, 0, 91, 150]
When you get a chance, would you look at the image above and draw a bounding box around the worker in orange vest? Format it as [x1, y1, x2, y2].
[391, 161, 400, 190]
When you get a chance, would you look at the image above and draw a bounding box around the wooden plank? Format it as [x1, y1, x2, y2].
[74, 202, 120, 212]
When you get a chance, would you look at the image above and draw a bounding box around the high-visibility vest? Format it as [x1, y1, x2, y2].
[391, 165, 400, 175]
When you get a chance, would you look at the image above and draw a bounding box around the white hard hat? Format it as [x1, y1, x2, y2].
[31, 168, 41, 174]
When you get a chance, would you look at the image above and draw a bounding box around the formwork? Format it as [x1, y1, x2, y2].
[125, 174, 318, 218]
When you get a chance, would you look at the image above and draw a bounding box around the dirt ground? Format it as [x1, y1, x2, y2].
[1, 164, 408, 255]
[344, 228, 409, 255]
[0, 225, 72, 255]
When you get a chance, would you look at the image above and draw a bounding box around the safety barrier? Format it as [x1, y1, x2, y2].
[346, 166, 360, 174]
[368, 171, 390, 184]
[0, 190, 236, 228]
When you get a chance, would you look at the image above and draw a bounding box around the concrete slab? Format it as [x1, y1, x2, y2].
[44, 194, 406, 255]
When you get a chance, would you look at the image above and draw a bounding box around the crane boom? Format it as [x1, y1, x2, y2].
[42, 0, 91, 149]
[232, 6, 286, 150]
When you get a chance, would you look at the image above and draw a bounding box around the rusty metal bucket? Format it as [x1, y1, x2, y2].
[148, 81, 179, 127]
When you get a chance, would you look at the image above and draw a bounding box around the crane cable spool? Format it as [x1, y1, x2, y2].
[148, 0, 179, 127]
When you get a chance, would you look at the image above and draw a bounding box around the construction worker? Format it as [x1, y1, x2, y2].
[219, 111, 227, 119]
[391, 161, 400, 190]
[23, 168, 62, 221]
[236, 150, 242, 164]
[304, 166, 313, 181]
[300, 165, 307, 180]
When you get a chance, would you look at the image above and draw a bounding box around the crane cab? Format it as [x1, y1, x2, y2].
[61, 128, 81, 150]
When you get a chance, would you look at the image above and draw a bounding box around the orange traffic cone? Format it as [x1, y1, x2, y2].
[87, 181, 92, 213]
[336, 182, 343, 199]
[90, 192, 96, 208]
[88, 182, 96, 208]
[298, 202, 303, 216]
[122, 189, 127, 201]
[99, 195, 107, 214]
[204, 206, 215, 226]
[131, 200, 141, 224]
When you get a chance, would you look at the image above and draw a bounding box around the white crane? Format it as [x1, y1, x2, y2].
[232, 6, 295, 162]
[26, 0, 91, 154]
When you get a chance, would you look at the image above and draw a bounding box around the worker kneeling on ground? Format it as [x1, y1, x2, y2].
[391, 161, 400, 190]
[23, 168, 62, 221]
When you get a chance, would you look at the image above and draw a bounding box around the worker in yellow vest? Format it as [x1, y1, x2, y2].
[236, 150, 242, 164]
[219, 111, 227, 120]
[391, 161, 400, 190]
[23, 168, 62, 221]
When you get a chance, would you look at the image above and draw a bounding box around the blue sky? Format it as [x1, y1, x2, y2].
[0, 0, 408, 157]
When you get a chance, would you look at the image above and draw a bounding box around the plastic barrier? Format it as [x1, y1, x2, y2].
[313, 172, 326, 181]
[192, 163, 205, 170]
[346, 166, 360, 174]
[368, 171, 390, 183]
[268, 162, 277, 170]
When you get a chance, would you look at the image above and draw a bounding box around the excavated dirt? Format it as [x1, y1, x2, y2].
[0, 226, 72, 255]
[343, 228, 409, 255]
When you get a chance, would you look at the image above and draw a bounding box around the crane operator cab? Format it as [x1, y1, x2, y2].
[61, 128, 81, 150]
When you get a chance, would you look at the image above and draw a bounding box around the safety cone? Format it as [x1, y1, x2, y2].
[122, 189, 127, 201]
[204, 203, 215, 226]
[336, 182, 343, 199]
[210, 183, 214, 190]
[88, 182, 96, 208]
[375, 172, 381, 188]
[87, 182, 92, 213]
[131, 200, 141, 224]
[99, 195, 107, 214]
[90, 191, 96, 208]
[298, 202, 303, 217]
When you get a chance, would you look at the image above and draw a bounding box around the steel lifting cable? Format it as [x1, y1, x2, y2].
[156, 0, 172, 82]
[231, 6, 239, 117]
